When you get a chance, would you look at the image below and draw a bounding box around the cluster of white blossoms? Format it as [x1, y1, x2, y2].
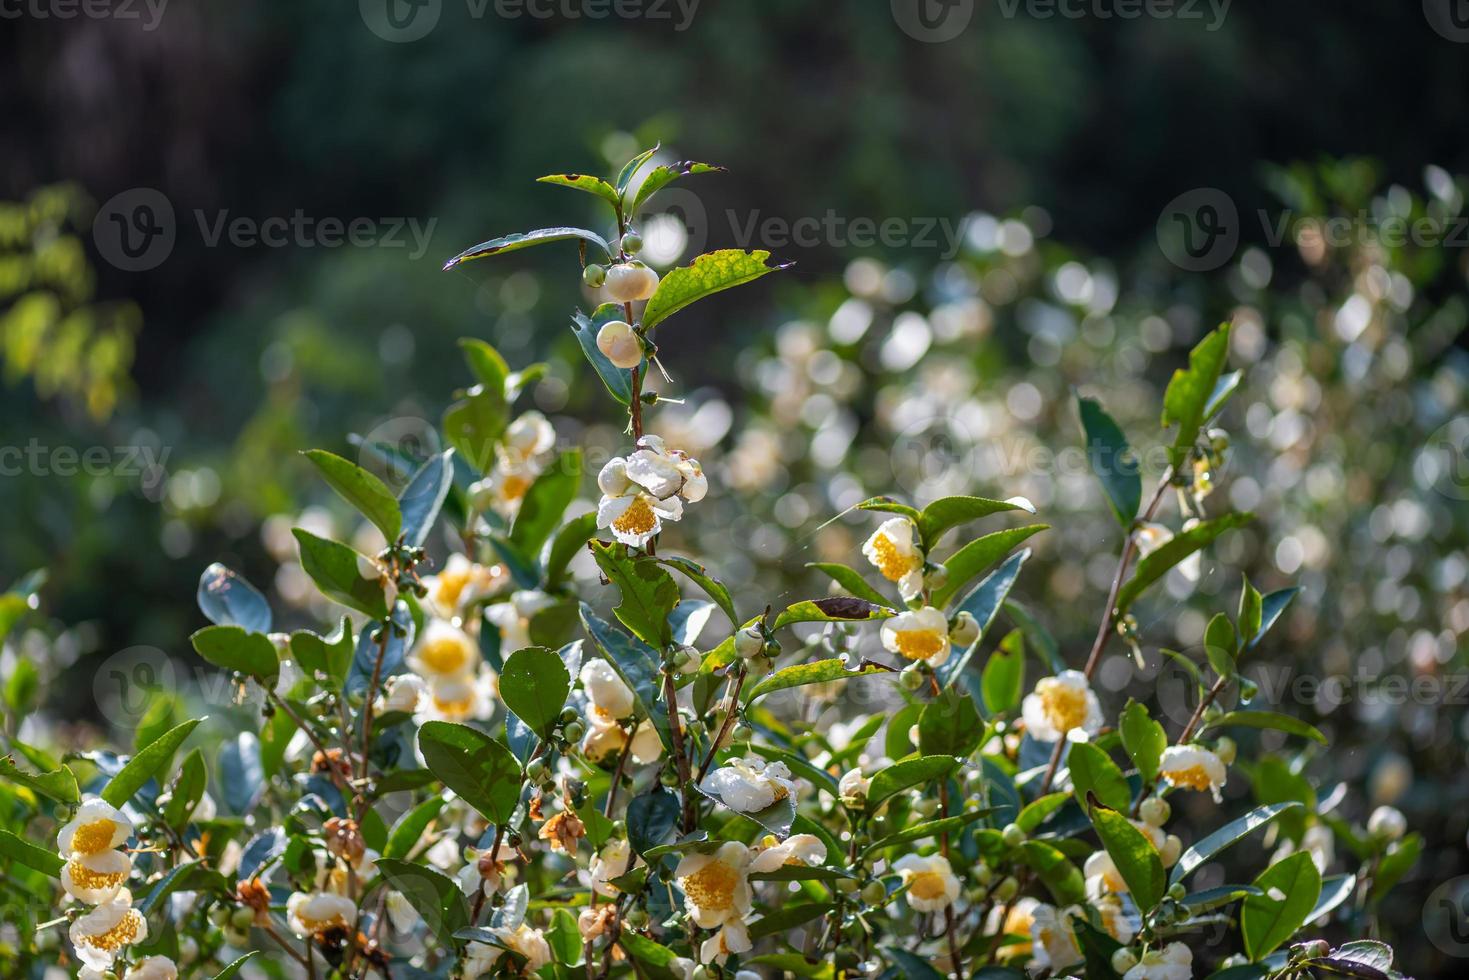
[402, 618, 496, 725]
[699, 757, 798, 813]
[285, 817, 380, 943]
[469, 411, 557, 519]
[463, 921, 552, 977]
[578, 658, 661, 764]
[596, 435, 707, 548]
[862, 517, 983, 671]
[863, 517, 925, 601]
[57, 800, 155, 975]
[1021, 670, 1104, 743]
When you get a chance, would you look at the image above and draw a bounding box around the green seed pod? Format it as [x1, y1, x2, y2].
[1111, 948, 1139, 973]
[231, 907, 255, 931]
[861, 880, 887, 905]
[1001, 823, 1026, 847]
[526, 758, 546, 780]
[992, 876, 1019, 902]
[563, 721, 586, 742]
[1168, 882, 1187, 901]
[621, 231, 643, 255]
[835, 877, 860, 894]
[899, 664, 926, 691]
[583, 264, 607, 287]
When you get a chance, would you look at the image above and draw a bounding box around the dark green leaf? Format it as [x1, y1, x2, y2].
[304, 449, 402, 541]
[866, 756, 958, 813]
[1204, 710, 1326, 744]
[746, 658, 887, 702]
[1250, 587, 1301, 650]
[1170, 802, 1302, 884]
[544, 511, 598, 589]
[1119, 700, 1166, 785]
[931, 525, 1047, 609]
[1161, 323, 1232, 470]
[981, 629, 1026, 716]
[918, 690, 984, 758]
[0, 756, 78, 804]
[1067, 742, 1130, 812]
[196, 563, 272, 634]
[442, 227, 612, 270]
[1205, 612, 1238, 679]
[1078, 396, 1141, 527]
[499, 647, 571, 736]
[591, 541, 679, 648]
[771, 597, 893, 631]
[935, 549, 1032, 688]
[571, 304, 643, 405]
[628, 160, 726, 215]
[376, 858, 470, 947]
[163, 748, 207, 829]
[1238, 575, 1263, 648]
[211, 952, 260, 980]
[1115, 513, 1252, 615]
[1018, 839, 1088, 905]
[416, 721, 523, 824]
[1088, 800, 1166, 913]
[0, 829, 63, 877]
[1241, 851, 1321, 960]
[191, 625, 279, 680]
[399, 451, 455, 548]
[627, 789, 681, 856]
[536, 172, 621, 209]
[657, 555, 738, 628]
[292, 529, 387, 618]
[510, 450, 582, 556]
[805, 561, 891, 607]
[917, 495, 1036, 551]
[862, 807, 995, 858]
[102, 718, 201, 808]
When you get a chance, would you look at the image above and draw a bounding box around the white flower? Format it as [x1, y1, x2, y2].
[596, 437, 705, 547]
[1134, 522, 1173, 558]
[986, 896, 1037, 962]
[415, 669, 496, 724]
[893, 853, 959, 912]
[463, 923, 551, 976]
[581, 659, 635, 721]
[61, 849, 132, 905]
[422, 554, 504, 620]
[879, 606, 953, 667]
[750, 833, 826, 873]
[699, 758, 797, 813]
[627, 720, 663, 764]
[1029, 903, 1083, 972]
[377, 673, 426, 714]
[1123, 941, 1193, 980]
[408, 619, 480, 682]
[675, 841, 753, 929]
[668, 956, 699, 980]
[473, 460, 540, 518]
[597, 490, 685, 548]
[1022, 670, 1104, 742]
[485, 590, 556, 653]
[596, 319, 643, 370]
[838, 768, 870, 805]
[603, 261, 659, 303]
[1160, 745, 1228, 802]
[385, 890, 420, 932]
[57, 799, 132, 857]
[1085, 851, 1129, 896]
[457, 841, 517, 898]
[698, 921, 752, 966]
[1096, 893, 1137, 946]
[69, 889, 147, 971]
[502, 411, 556, 465]
[123, 955, 178, 980]
[1368, 805, 1407, 841]
[862, 517, 924, 600]
[590, 838, 644, 897]
[286, 890, 356, 938]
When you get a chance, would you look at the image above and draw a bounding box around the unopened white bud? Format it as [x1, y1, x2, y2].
[596, 320, 643, 369]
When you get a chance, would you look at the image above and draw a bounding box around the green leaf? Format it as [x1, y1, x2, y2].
[190, 625, 279, 680]
[628, 160, 726, 215]
[771, 597, 893, 631]
[591, 541, 680, 648]
[544, 511, 597, 589]
[931, 525, 1047, 609]
[615, 145, 660, 195]
[290, 619, 355, 686]
[1078, 396, 1141, 527]
[1067, 743, 1130, 812]
[1241, 851, 1322, 960]
[385, 796, 446, 860]
[695, 781, 796, 839]
[1003, 599, 1065, 673]
[510, 450, 582, 556]
[1015, 792, 1072, 834]
[862, 807, 995, 858]
[102, 719, 202, 808]
[626, 788, 681, 856]
[1171, 802, 1303, 884]
[935, 549, 1032, 688]
[0, 755, 79, 804]
[746, 658, 886, 702]
[536, 172, 621, 210]
[641, 249, 790, 332]
[1205, 612, 1238, 679]
[1312, 874, 1356, 920]
[1161, 323, 1232, 470]
[442, 386, 507, 475]
[546, 908, 582, 967]
[657, 555, 738, 628]
[1115, 513, 1252, 615]
[376, 858, 470, 947]
[805, 562, 891, 607]
[399, 451, 456, 549]
[211, 952, 260, 980]
[442, 227, 611, 270]
[571, 304, 643, 405]
[499, 647, 571, 736]
[620, 932, 681, 973]
[1018, 839, 1088, 905]
[303, 449, 402, 541]
[748, 902, 836, 941]
[163, 748, 207, 829]
[416, 721, 523, 824]
[981, 629, 1026, 716]
[865, 756, 958, 814]
[196, 563, 272, 634]
[0, 829, 63, 877]
[1250, 587, 1301, 650]
[917, 689, 984, 758]
[1119, 700, 1166, 785]
[292, 529, 387, 618]
[1088, 800, 1166, 913]
[1238, 575, 1264, 648]
[1205, 710, 1326, 744]
[916, 495, 1035, 550]
[459, 337, 511, 390]
[138, 861, 226, 914]
[1370, 833, 1422, 900]
[856, 496, 921, 521]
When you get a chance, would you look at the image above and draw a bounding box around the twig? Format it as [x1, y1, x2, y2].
[695, 665, 747, 784]
[662, 670, 695, 832]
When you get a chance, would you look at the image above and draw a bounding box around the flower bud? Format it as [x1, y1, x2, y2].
[1001, 824, 1025, 847]
[1111, 948, 1139, 973]
[596, 319, 643, 370]
[899, 664, 926, 691]
[948, 611, 980, 648]
[675, 645, 702, 674]
[922, 562, 949, 591]
[861, 880, 886, 905]
[734, 627, 764, 659]
[604, 261, 659, 303]
[1139, 797, 1171, 826]
[1168, 882, 1187, 901]
[582, 263, 606, 288]
[1160, 834, 1182, 867]
[563, 721, 586, 742]
[838, 768, 870, 806]
[621, 231, 643, 255]
[835, 877, 860, 894]
[992, 876, 1019, 901]
[1367, 805, 1406, 842]
[1214, 736, 1237, 765]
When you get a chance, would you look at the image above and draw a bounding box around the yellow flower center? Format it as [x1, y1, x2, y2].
[435, 568, 470, 608]
[908, 869, 950, 902]
[433, 693, 475, 718]
[894, 629, 944, 662]
[501, 473, 532, 502]
[418, 636, 472, 676]
[682, 860, 739, 912]
[1164, 764, 1214, 791]
[870, 533, 919, 582]
[70, 820, 117, 856]
[79, 910, 144, 952]
[1038, 680, 1088, 733]
[612, 497, 657, 537]
[68, 858, 127, 891]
